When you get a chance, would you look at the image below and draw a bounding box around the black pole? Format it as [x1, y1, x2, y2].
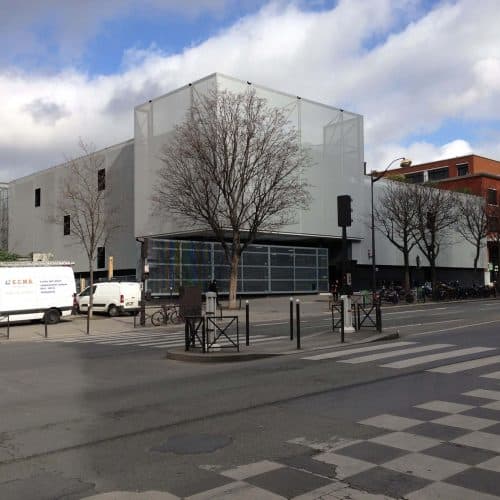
[289, 297, 294, 340]
[184, 320, 189, 351]
[357, 303, 361, 331]
[376, 301, 382, 332]
[340, 299, 345, 343]
[44, 314, 48, 339]
[245, 300, 250, 346]
[296, 299, 301, 350]
[7, 314, 10, 340]
[371, 177, 376, 293]
[86, 308, 90, 335]
[202, 318, 206, 353]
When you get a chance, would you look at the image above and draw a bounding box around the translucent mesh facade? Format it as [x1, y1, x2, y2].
[147, 239, 328, 295]
[134, 73, 365, 240]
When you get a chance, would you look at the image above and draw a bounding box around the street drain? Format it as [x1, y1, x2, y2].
[151, 433, 232, 455]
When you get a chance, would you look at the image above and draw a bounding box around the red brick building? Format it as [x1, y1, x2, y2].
[385, 154, 500, 203]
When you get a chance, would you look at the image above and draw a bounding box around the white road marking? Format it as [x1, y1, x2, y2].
[481, 371, 500, 380]
[381, 347, 495, 369]
[411, 320, 500, 337]
[428, 354, 500, 374]
[340, 344, 453, 364]
[253, 322, 288, 327]
[303, 342, 415, 361]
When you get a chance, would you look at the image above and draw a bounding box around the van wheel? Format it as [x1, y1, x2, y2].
[44, 309, 61, 325]
[108, 305, 119, 317]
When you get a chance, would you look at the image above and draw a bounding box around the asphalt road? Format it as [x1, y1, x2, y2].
[1, 298, 500, 499]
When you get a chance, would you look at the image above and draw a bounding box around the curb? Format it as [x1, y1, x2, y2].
[165, 348, 281, 363]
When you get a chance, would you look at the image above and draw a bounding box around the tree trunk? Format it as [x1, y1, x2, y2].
[403, 251, 410, 291]
[88, 260, 94, 319]
[473, 241, 480, 272]
[228, 250, 240, 310]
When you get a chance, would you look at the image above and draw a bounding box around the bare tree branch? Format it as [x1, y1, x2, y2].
[53, 139, 121, 320]
[152, 89, 312, 308]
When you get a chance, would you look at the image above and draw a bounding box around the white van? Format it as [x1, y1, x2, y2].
[0, 263, 76, 324]
[77, 281, 140, 317]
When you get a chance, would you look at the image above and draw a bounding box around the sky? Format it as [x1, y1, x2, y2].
[1, 0, 500, 181]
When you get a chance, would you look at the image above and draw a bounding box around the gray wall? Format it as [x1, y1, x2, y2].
[8, 140, 136, 275]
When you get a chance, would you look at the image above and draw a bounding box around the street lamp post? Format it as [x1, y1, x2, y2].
[367, 157, 412, 293]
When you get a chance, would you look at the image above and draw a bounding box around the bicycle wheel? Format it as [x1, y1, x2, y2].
[151, 310, 164, 326]
[168, 307, 182, 324]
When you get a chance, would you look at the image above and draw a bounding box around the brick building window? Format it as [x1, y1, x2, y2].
[405, 172, 424, 183]
[428, 167, 449, 181]
[34, 188, 41, 207]
[63, 215, 70, 235]
[487, 188, 497, 206]
[457, 163, 469, 176]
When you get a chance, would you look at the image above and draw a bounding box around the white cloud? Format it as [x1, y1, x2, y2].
[1, 0, 500, 180]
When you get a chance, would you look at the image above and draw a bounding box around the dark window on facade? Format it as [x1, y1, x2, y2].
[405, 172, 424, 183]
[98, 169, 106, 191]
[34, 188, 41, 207]
[63, 215, 70, 235]
[97, 247, 105, 269]
[456, 163, 469, 176]
[487, 188, 497, 206]
[428, 167, 449, 181]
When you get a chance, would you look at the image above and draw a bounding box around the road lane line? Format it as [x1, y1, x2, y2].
[380, 347, 495, 369]
[428, 354, 500, 373]
[340, 344, 454, 364]
[410, 320, 500, 337]
[303, 341, 415, 361]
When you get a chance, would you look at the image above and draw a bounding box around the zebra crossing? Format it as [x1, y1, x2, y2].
[49, 330, 281, 350]
[303, 341, 500, 377]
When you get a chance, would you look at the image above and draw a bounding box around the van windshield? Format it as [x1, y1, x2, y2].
[79, 285, 97, 297]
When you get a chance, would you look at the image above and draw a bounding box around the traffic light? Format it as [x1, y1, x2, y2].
[337, 195, 352, 227]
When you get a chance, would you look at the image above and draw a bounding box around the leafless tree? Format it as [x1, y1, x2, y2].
[455, 193, 488, 272]
[413, 185, 457, 295]
[55, 140, 120, 327]
[153, 89, 311, 308]
[374, 180, 418, 290]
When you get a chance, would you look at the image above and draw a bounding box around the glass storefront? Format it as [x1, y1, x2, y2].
[147, 238, 328, 295]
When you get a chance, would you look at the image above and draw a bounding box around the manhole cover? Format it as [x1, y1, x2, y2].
[151, 433, 232, 455]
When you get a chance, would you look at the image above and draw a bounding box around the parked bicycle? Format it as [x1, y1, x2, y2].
[151, 304, 183, 326]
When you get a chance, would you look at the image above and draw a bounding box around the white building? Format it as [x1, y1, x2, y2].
[6, 73, 487, 292]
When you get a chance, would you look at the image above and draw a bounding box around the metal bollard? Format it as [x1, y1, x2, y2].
[376, 303, 382, 332]
[296, 299, 301, 350]
[340, 299, 345, 343]
[184, 320, 189, 351]
[357, 303, 361, 331]
[289, 297, 294, 340]
[7, 315, 10, 340]
[44, 314, 48, 339]
[245, 300, 250, 346]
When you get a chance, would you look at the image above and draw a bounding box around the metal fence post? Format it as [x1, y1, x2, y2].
[289, 297, 294, 340]
[376, 301, 382, 332]
[296, 299, 301, 350]
[184, 320, 189, 351]
[340, 299, 345, 343]
[202, 317, 206, 353]
[357, 303, 361, 331]
[245, 300, 249, 346]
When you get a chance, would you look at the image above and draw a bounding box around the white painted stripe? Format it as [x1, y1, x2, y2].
[481, 371, 500, 380]
[384, 308, 446, 316]
[303, 342, 415, 361]
[59, 333, 171, 342]
[411, 320, 500, 337]
[381, 347, 495, 369]
[429, 354, 500, 374]
[254, 322, 288, 327]
[340, 344, 454, 364]
[396, 320, 462, 329]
